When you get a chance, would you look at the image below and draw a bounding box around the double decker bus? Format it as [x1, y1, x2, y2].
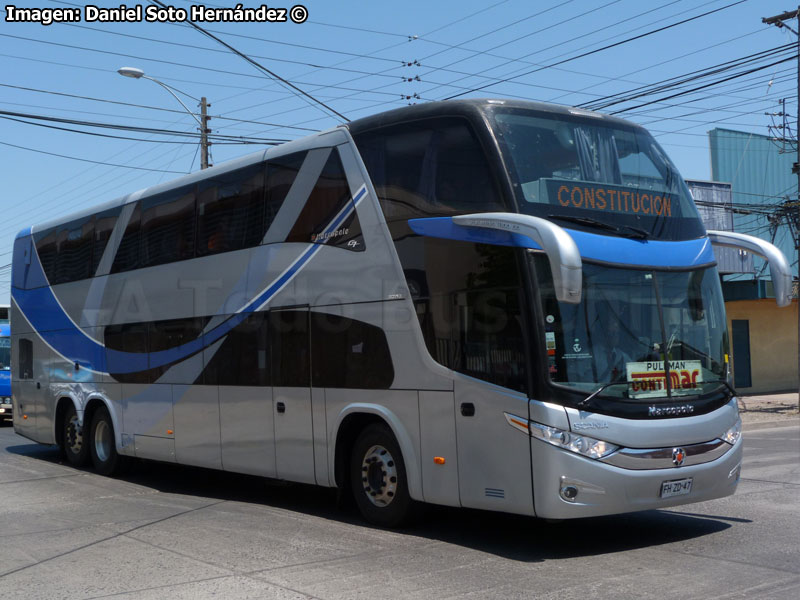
[11, 100, 791, 525]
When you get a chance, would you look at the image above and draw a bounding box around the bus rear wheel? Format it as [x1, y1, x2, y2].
[89, 405, 125, 476]
[350, 423, 414, 528]
[62, 404, 89, 467]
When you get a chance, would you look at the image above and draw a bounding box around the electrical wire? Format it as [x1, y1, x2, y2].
[146, 0, 349, 121]
[1, 140, 190, 173]
[0, 109, 290, 144]
[442, 0, 751, 100]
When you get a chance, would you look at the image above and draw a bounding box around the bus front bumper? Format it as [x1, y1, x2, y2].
[531, 436, 742, 520]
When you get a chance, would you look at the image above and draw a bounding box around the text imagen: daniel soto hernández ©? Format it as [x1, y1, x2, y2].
[4, 3, 309, 25]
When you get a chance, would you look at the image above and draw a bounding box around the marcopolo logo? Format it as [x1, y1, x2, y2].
[648, 404, 695, 417]
[311, 227, 349, 243]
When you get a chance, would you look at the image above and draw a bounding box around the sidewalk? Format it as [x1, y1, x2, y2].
[737, 392, 799, 430]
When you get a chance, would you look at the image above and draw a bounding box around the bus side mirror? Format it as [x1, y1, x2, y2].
[707, 230, 793, 307]
[452, 213, 583, 304]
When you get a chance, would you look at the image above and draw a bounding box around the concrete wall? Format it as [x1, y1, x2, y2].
[726, 299, 798, 394]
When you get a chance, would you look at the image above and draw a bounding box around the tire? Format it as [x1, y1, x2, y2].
[89, 405, 126, 476]
[350, 423, 415, 528]
[62, 404, 89, 467]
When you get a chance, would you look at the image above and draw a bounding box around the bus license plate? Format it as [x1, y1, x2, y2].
[660, 478, 693, 498]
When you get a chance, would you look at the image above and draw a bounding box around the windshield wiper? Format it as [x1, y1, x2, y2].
[548, 214, 649, 240]
[578, 381, 627, 407]
[702, 379, 737, 397]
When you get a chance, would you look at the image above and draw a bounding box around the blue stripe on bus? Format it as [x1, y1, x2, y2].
[564, 228, 715, 268]
[408, 217, 543, 250]
[408, 216, 715, 268]
[12, 187, 368, 375]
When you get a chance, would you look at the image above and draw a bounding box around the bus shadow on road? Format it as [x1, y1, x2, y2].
[418, 505, 742, 561]
[8, 442, 742, 562]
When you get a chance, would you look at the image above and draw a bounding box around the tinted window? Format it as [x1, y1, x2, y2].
[266, 151, 306, 231]
[202, 312, 270, 386]
[34, 228, 58, 284]
[34, 217, 99, 285]
[18, 338, 33, 380]
[104, 322, 149, 383]
[105, 318, 206, 384]
[92, 206, 123, 273]
[491, 109, 705, 241]
[148, 317, 204, 353]
[141, 186, 196, 267]
[148, 317, 205, 382]
[286, 150, 364, 250]
[197, 164, 267, 256]
[0, 336, 10, 371]
[270, 310, 309, 387]
[354, 118, 506, 222]
[311, 313, 393, 388]
[53, 216, 94, 284]
[111, 203, 141, 273]
[390, 223, 528, 393]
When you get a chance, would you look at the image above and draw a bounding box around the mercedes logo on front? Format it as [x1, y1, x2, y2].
[672, 447, 686, 467]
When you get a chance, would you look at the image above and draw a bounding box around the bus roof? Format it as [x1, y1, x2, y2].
[346, 98, 643, 136]
[18, 99, 642, 238]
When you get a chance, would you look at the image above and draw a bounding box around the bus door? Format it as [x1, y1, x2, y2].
[270, 308, 315, 484]
[451, 288, 535, 516]
[454, 379, 534, 515]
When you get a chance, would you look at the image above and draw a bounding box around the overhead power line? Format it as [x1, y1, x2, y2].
[0, 82, 319, 132]
[0, 109, 289, 144]
[442, 0, 751, 100]
[146, 0, 348, 121]
[609, 54, 797, 115]
[581, 42, 797, 111]
[0, 140, 190, 173]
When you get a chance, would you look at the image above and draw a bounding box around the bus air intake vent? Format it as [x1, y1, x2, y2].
[485, 488, 505, 499]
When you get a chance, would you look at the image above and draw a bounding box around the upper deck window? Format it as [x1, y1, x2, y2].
[140, 185, 197, 268]
[286, 149, 364, 251]
[353, 117, 507, 222]
[491, 110, 705, 241]
[197, 164, 267, 256]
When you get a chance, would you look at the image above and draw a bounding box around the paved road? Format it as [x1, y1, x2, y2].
[0, 422, 797, 600]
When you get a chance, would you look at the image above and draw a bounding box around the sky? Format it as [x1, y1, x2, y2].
[1, 0, 798, 302]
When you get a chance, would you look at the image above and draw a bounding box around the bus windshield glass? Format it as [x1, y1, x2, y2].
[491, 109, 705, 240]
[0, 337, 10, 371]
[535, 255, 729, 401]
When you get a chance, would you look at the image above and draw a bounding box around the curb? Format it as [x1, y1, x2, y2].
[742, 419, 800, 432]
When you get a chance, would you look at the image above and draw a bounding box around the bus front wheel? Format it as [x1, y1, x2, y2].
[350, 423, 414, 528]
[89, 405, 126, 476]
[62, 404, 89, 467]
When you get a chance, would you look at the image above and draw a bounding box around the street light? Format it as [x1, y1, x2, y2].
[117, 66, 211, 169]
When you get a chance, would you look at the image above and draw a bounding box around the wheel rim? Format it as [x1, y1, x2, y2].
[94, 419, 111, 463]
[360, 444, 398, 507]
[66, 415, 83, 454]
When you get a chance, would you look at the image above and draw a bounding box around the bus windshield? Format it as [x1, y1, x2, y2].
[0, 337, 10, 371]
[491, 109, 705, 241]
[534, 255, 729, 401]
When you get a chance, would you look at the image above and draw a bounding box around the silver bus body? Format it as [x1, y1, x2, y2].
[11, 100, 787, 523]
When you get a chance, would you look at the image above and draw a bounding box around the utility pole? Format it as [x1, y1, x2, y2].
[200, 97, 211, 170]
[763, 8, 800, 408]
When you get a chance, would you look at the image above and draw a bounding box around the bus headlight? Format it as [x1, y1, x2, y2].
[529, 421, 619, 459]
[722, 418, 742, 446]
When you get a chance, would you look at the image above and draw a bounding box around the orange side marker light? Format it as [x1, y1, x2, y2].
[167, 429, 174, 435]
[433, 457, 446, 465]
[23, 414, 28, 420]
